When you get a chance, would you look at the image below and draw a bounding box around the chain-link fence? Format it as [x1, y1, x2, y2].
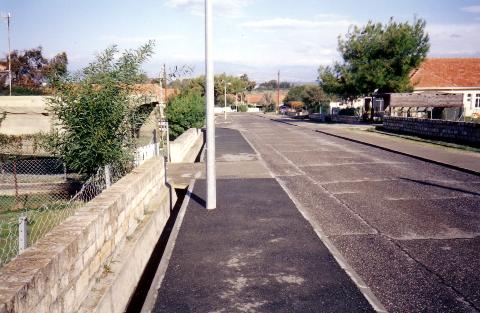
[0, 131, 163, 267]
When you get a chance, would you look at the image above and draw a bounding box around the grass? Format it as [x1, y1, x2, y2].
[0, 193, 75, 266]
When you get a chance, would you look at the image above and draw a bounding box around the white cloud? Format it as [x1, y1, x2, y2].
[241, 18, 354, 29]
[461, 5, 480, 13]
[165, 0, 253, 17]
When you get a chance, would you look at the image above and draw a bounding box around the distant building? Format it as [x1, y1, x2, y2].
[410, 58, 480, 117]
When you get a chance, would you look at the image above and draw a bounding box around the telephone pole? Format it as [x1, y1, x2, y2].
[205, 0, 216, 210]
[277, 70, 280, 112]
[163, 64, 167, 102]
[1, 13, 12, 96]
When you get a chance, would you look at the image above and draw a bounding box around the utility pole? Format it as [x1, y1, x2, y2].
[277, 70, 280, 113]
[1, 13, 12, 96]
[163, 64, 167, 103]
[205, 0, 216, 210]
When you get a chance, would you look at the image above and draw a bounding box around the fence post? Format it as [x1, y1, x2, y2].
[104, 165, 111, 188]
[63, 162, 67, 181]
[18, 215, 28, 253]
[152, 129, 158, 156]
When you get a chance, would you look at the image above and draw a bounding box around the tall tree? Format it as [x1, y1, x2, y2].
[319, 18, 430, 99]
[284, 85, 329, 111]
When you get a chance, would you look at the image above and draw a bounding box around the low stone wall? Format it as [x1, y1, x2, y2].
[383, 116, 480, 145]
[0, 157, 174, 313]
[330, 115, 360, 124]
[169, 128, 204, 163]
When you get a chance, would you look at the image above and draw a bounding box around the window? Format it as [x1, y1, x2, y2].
[476, 94, 480, 108]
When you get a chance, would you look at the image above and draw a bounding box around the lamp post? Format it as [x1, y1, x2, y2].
[224, 81, 231, 120]
[205, 0, 216, 210]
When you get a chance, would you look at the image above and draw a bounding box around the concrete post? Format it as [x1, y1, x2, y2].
[205, 0, 216, 210]
[18, 215, 28, 253]
[105, 165, 111, 188]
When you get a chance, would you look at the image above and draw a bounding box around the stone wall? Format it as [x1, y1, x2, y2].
[383, 116, 480, 145]
[330, 115, 361, 124]
[0, 157, 174, 313]
[169, 128, 204, 163]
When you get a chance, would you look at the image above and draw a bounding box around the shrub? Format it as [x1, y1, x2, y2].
[47, 42, 154, 177]
[166, 91, 205, 140]
[237, 104, 248, 112]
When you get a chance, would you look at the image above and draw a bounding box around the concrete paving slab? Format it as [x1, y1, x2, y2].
[398, 237, 480, 309]
[278, 175, 375, 236]
[329, 234, 477, 313]
[229, 114, 480, 312]
[275, 117, 480, 175]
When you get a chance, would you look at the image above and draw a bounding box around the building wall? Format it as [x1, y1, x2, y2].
[383, 116, 480, 145]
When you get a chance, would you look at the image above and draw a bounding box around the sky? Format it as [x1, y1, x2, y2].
[0, 0, 480, 82]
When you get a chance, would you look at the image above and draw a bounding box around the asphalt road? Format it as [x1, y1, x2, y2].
[229, 114, 480, 313]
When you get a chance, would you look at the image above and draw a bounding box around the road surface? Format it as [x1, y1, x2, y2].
[228, 114, 480, 313]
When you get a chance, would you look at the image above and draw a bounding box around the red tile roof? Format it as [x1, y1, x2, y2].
[411, 58, 480, 89]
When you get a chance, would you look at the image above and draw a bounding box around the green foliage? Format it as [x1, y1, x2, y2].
[319, 18, 430, 99]
[238, 104, 248, 112]
[47, 42, 154, 177]
[166, 91, 205, 140]
[284, 85, 329, 111]
[258, 80, 291, 90]
[171, 73, 256, 105]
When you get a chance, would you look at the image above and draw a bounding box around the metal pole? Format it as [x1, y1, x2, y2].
[205, 0, 216, 210]
[224, 81, 227, 120]
[277, 70, 280, 113]
[7, 13, 12, 96]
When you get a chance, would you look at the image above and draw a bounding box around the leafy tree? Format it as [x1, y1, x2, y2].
[319, 18, 430, 99]
[47, 42, 154, 177]
[8, 47, 68, 89]
[172, 73, 256, 106]
[166, 91, 205, 140]
[284, 85, 329, 112]
[258, 80, 292, 90]
[240, 74, 256, 91]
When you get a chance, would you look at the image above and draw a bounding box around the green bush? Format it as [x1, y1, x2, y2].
[166, 91, 205, 140]
[47, 42, 154, 177]
[238, 104, 248, 112]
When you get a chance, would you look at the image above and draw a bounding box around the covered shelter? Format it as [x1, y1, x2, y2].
[382, 92, 464, 120]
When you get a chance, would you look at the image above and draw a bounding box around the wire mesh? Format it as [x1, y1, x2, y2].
[0, 158, 130, 267]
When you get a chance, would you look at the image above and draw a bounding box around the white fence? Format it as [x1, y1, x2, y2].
[134, 142, 160, 167]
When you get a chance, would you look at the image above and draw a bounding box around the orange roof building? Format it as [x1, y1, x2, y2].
[410, 58, 480, 117]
